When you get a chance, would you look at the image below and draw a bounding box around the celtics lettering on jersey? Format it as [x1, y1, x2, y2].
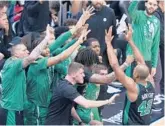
[138, 93, 154, 116]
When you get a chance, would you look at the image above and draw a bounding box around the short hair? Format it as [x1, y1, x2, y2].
[0, 1, 9, 9]
[86, 38, 99, 47]
[134, 64, 150, 80]
[92, 64, 108, 74]
[75, 47, 99, 67]
[68, 62, 84, 75]
[64, 19, 78, 27]
[10, 43, 25, 56]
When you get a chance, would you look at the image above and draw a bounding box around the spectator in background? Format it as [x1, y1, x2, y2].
[126, 0, 160, 78]
[49, 1, 60, 28]
[18, 0, 49, 36]
[86, 0, 116, 70]
[154, 0, 164, 94]
[0, 1, 8, 15]
[64, 18, 77, 29]
[0, 2, 12, 70]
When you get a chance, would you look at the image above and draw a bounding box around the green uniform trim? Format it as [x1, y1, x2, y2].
[124, 84, 140, 124]
[49, 31, 72, 53]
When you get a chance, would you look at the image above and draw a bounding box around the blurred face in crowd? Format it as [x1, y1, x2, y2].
[91, 0, 104, 11]
[99, 69, 108, 75]
[145, 0, 158, 15]
[12, 44, 30, 58]
[0, 14, 8, 29]
[0, 6, 7, 15]
[90, 40, 101, 56]
[73, 68, 85, 84]
[42, 47, 50, 57]
[50, 9, 58, 24]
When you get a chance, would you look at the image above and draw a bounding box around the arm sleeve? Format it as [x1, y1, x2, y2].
[151, 21, 160, 68]
[49, 31, 72, 53]
[63, 85, 80, 101]
[54, 63, 67, 76]
[128, 1, 142, 23]
[36, 58, 48, 70]
[13, 59, 24, 73]
[52, 39, 77, 55]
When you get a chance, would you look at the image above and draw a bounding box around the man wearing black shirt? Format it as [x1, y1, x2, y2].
[45, 62, 119, 125]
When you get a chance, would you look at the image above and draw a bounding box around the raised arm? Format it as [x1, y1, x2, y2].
[128, 0, 142, 23]
[105, 27, 138, 101]
[88, 26, 134, 85]
[125, 25, 145, 64]
[22, 25, 51, 68]
[51, 39, 77, 55]
[47, 28, 91, 67]
[49, 6, 95, 53]
[89, 55, 134, 84]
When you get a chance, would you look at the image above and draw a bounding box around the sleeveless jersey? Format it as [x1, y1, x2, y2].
[122, 82, 155, 125]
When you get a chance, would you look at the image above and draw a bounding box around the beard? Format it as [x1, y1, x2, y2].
[93, 3, 103, 11]
[145, 7, 155, 15]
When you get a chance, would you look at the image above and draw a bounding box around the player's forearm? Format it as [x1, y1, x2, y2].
[30, 37, 48, 58]
[128, 0, 138, 17]
[107, 44, 119, 67]
[103, 61, 130, 84]
[23, 37, 48, 68]
[60, 39, 81, 61]
[128, 40, 145, 64]
[49, 31, 72, 53]
[85, 100, 110, 109]
[48, 39, 81, 66]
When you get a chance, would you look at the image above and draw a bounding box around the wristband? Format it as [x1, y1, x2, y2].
[124, 62, 129, 67]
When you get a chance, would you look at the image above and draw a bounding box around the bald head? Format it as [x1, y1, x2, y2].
[133, 64, 150, 80]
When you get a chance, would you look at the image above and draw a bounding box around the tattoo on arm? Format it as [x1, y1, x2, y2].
[23, 37, 48, 68]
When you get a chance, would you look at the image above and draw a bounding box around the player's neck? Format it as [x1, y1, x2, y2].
[65, 75, 76, 85]
[136, 79, 147, 86]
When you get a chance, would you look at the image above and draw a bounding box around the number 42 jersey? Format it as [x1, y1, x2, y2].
[122, 82, 155, 125]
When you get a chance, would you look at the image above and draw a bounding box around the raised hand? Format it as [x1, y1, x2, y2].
[75, 6, 95, 30]
[105, 26, 114, 45]
[78, 25, 91, 44]
[126, 55, 134, 65]
[46, 24, 55, 41]
[124, 24, 133, 42]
